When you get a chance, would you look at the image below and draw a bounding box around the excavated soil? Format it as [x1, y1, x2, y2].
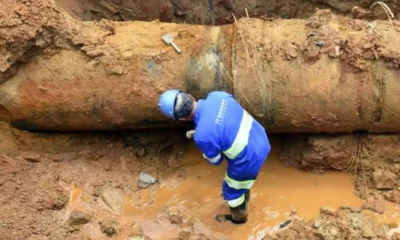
[1, 121, 400, 239]
[0, 121, 188, 239]
[55, 0, 400, 24]
[269, 206, 400, 240]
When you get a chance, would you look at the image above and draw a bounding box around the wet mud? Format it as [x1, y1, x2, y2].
[1, 121, 400, 239]
[2, 1, 400, 239]
[280, 134, 400, 207]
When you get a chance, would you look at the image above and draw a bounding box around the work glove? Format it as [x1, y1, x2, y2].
[186, 130, 195, 139]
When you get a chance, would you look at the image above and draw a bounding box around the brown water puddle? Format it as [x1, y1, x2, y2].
[123, 138, 367, 239]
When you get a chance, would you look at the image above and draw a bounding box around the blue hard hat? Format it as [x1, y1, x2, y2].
[158, 89, 181, 119]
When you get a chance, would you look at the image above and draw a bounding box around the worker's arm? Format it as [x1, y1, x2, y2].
[195, 140, 224, 166]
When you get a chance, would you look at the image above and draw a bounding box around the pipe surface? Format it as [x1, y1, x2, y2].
[1, 2, 400, 132]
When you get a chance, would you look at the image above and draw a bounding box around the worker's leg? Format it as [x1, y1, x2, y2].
[216, 175, 254, 224]
[245, 189, 250, 203]
[228, 191, 249, 224]
[216, 191, 249, 224]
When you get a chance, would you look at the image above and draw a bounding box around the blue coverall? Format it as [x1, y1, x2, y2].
[193, 91, 271, 208]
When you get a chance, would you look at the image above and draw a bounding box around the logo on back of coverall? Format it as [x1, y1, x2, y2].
[215, 99, 227, 125]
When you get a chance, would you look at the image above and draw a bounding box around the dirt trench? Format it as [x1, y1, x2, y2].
[1, 120, 400, 240]
[55, 0, 400, 24]
[2, 0, 400, 240]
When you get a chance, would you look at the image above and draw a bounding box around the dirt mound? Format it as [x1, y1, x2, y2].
[269, 206, 397, 240]
[0, 121, 187, 239]
[55, 0, 400, 24]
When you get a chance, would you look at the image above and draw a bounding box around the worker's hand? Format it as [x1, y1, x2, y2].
[186, 130, 195, 139]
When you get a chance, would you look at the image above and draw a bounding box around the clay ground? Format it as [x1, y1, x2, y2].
[1, 121, 400, 240]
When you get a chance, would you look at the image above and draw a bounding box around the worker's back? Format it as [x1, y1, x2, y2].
[194, 91, 270, 176]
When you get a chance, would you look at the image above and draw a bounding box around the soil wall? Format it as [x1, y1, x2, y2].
[280, 133, 400, 203]
[55, 0, 400, 24]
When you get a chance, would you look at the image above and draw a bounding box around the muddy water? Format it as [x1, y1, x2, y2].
[123, 137, 365, 239]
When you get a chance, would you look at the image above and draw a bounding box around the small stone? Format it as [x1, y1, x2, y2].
[99, 220, 118, 236]
[68, 210, 91, 226]
[363, 42, 374, 50]
[167, 207, 183, 224]
[313, 220, 321, 228]
[286, 46, 298, 59]
[24, 153, 41, 162]
[362, 226, 376, 238]
[138, 172, 158, 189]
[100, 187, 125, 212]
[290, 209, 297, 216]
[178, 230, 191, 240]
[334, 39, 341, 45]
[315, 40, 325, 47]
[136, 148, 146, 157]
[320, 207, 336, 216]
[129, 237, 145, 240]
[330, 227, 338, 236]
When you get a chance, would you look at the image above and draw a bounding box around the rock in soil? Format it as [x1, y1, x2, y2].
[100, 187, 125, 213]
[138, 172, 158, 189]
[167, 207, 183, 225]
[268, 207, 396, 240]
[23, 152, 42, 162]
[362, 199, 386, 214]
[99, 220, 118, 236]
[68, 210, 91, 226]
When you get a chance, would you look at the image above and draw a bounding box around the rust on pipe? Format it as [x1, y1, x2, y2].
[232, 12, 400, 133]
[0, 18, 234, 131]
[1, 3, 400, 133]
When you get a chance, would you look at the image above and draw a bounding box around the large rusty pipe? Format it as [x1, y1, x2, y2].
[1, 6, 400, 133]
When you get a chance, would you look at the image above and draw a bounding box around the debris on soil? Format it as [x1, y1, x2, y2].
[352, 6, 373, 19]
[166, 206, 194, 228]
[100, 187, 126, 213]
[279, 220, 292, 228]
[361, 198, 386, 214]
[268, 206, 396, 240]
[23, 152, 42, 162]
[68, 210, 91, 226]
[0, 121, 190, 239]
[167, 207, 184, 225]
[138, 172, 158, 189]
[99, 219, 118, 236]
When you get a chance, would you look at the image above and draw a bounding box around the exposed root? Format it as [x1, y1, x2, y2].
[217, 59, 257, 112]
[331, 134, 370, 192]
[232, 9, 273, 125]
[370, 1, 395, 19]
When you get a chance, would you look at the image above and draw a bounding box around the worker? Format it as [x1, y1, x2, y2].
[158, 90, 271, 224]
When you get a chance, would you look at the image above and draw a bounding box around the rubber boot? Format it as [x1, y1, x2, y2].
[245, 189, 250, 204]
[229, 198, 248, 224]
[216, 191, 250, 224]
